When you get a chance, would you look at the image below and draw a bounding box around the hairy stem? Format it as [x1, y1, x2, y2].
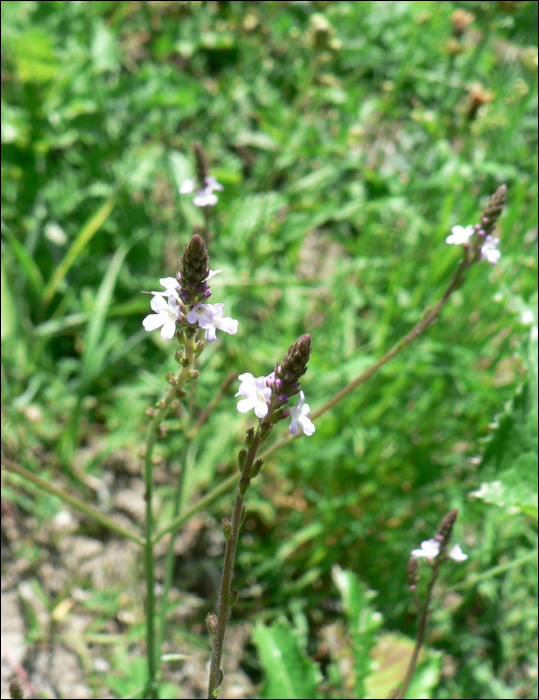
[207, 427, 264, 698]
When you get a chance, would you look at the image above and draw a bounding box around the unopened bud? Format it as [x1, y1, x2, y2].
[9, 680, 24, 700]
[245, 427, 255, 447]
[145, 407, 156, 418]
[238, 449, 247, 471]
[228, 588, 240, 608]
[437, 508, 459, 545]
[222, 518, 232, 540]
[206, 612, 217, 637]
[251, 459, 263, 478]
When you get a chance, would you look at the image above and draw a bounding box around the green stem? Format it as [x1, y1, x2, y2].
[143, 332, 198, 699]
[207, 427, 264, 698]
[395, 563, 441, 700]
[156, 440, 195, 659]
[1, 456, 144, 546]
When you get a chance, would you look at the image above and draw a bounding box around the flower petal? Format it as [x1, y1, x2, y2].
[150, 295, 169, 314]
[179, 179, 195, 194]
[298, 414, 315, 436]
[161, 319, 177, 340]
[143, 313, 165, 332]
[214, 317, 239, 335]
[254, 402, 269, 419]
[205, 325, 217, 343]
[237, 398, 256, 413]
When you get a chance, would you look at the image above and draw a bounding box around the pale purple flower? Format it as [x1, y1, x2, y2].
[480, 235, 501, 265]
[284, 391, 315, 436]
[446, 225, 474, 246]
[235, 373, 272, 419]
[142, 295, 180, 340]
[179, 176, 224, 208]
[187, 302, 238, 343]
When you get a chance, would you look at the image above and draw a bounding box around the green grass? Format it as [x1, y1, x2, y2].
[1, 1, 537, 698]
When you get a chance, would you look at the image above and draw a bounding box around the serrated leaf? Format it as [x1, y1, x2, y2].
[252, 619, 320, 699]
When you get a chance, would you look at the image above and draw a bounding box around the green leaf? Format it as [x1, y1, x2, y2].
[11, 30, 58, 82]
[1, 254, 17, 340]
[43, 194, 118, 305]
[332, 565, 382, 698]
[252, 619, 321, 699]
[473, 332, 538, 519]
[364, 634, 441, 699]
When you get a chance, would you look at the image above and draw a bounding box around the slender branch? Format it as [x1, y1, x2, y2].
[154, 260, 469, 544]
[207, 427, 264, 698]
[142, 332, 198, 699]
[187, 370, 239, 438]
[395, 565, 440, 700]
[156, 440, 196, 662]
[1, 456, 144, 547]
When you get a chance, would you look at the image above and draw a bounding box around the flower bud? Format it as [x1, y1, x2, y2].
[437, 508, 458, 546]
[238, 449, 247, 471]
[239, 477, 251, 496]
[228, 588, 240, 608]
[251, 459, 263, 478]
[479, 185, 507, 237]
[245, 427, 255, 447]
[179, 234, 210, 306]
[222, 517, 232, 540]
[206, 612, 217, 638]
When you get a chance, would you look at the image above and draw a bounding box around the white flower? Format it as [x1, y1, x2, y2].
[480, 235, 501, 265]
[179, 176, 224, 208]
[142, 295, 180, 341]
[149, 277, 181, 301]
[235, 373, 271, 419]
[446, 225, 474, 246]
[179, 179, 196, 195]
[147, 270, 222, 301]
[449, 544, 468, 561]
[285, 391, 315, 436]
[411, 539, 467, 562]
[411, 539, 440, 560]
[186, 302, 238, 343]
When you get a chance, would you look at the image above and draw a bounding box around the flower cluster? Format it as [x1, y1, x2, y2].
[235, 335, 315, 436]
[446, 225, 501, 266]
[410, 508, 467, 564]
[179, 176, 223, 208]
[445, 185, 506, 267]
[142, 235, 238, 343]
[179, 140, 224, 208]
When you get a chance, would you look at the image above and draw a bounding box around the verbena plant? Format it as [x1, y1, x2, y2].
[4, 138, 509, 699]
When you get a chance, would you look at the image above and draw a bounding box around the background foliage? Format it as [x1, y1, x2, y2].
[1, 1, 537, 698]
